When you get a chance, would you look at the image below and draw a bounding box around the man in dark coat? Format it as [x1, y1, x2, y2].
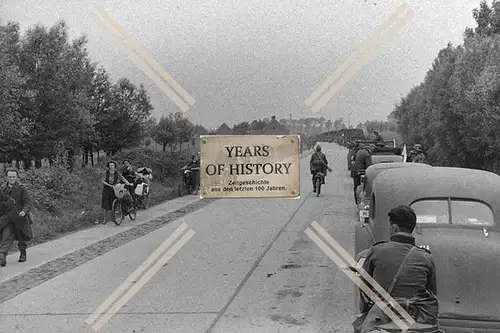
[352, 145, 373, 204]
[354, 205, 439, 332]
[0, 168, 33, 266]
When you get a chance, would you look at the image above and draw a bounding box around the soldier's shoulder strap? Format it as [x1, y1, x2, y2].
[416, 244, 432, 253]
[372, 240, 388, 247]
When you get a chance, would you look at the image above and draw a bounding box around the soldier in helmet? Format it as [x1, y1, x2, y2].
[411, 144, 426, 163]
[310, 145, 331, 192]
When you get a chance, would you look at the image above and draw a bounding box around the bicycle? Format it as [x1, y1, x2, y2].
[180, 166, 195, 195]
[134, 179, 150, 210]
[313, 171, 326, 196]
[111, 183, 137, 225]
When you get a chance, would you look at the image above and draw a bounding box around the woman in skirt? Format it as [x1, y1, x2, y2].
[101, 160, 127, 224]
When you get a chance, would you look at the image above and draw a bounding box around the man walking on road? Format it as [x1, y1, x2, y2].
[354, 205, 439, 332]
[0, 168, 33, 266]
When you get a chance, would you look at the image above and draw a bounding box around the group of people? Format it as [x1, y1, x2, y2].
[0, 168, 33, 267]
[351, 136, 427, 204]
[308, 136, 439, 331]
[101, 159, 152, 224]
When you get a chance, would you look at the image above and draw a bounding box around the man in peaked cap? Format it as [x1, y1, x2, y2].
[354, 205, 440, 332]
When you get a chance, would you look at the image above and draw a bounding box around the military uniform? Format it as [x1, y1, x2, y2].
[412, 152, 426, 163]
[359, 233, 438, 325]
[310, 151, 328, 188]
[352, 148, 372, 204]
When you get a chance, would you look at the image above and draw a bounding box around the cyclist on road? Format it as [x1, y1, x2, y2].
[310, 145, 331, 193]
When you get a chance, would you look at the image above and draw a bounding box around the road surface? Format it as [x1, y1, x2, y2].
[0, 142, 359, 333]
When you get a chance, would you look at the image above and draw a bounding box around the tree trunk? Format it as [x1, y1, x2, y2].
[22, 157, 32, 170]
[67, 149, 75, 173]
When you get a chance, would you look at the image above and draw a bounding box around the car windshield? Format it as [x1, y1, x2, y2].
[411, 199, 494, 226]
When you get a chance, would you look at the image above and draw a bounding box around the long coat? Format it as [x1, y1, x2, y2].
[0, 191, 14, 232]
[2, 182, 33, 241]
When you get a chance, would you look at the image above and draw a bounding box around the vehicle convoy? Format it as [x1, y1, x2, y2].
[338, 128, 366, 146]
[369, 145, 403, 164]
[356, 162, 432, 223]
[354, 166, 500, 332]
[348, 140, 398, 171]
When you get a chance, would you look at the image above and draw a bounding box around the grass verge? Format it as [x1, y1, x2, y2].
[5, 147, 190, 253]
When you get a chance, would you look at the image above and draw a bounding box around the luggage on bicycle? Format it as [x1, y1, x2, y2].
[135, 182, 149, 196]
[113, 184, 126, 199]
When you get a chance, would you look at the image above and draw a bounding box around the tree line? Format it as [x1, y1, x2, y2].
[0, 20, 205, 171]
[390, 0, 500, 172]
[1, 18, 359, 172]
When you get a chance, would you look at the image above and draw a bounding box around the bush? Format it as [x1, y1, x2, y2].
[110, 147, 189, 183]
[3, 147, 188, 248]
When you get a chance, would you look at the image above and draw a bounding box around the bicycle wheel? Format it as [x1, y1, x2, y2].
[112, 199, 123, 225]
[129, 202, 137, 220]
[141, 194, 149, 209]
[316, 178, 321, 196]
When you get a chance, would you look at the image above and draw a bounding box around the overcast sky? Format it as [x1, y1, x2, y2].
[1, 0, 483, 129]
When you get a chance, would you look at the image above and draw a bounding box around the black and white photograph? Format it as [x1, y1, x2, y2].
[0, 0, 497, 332]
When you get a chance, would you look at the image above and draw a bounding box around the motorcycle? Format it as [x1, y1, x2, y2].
[180, 166, 195, 194]
[313, 171, 326, 196]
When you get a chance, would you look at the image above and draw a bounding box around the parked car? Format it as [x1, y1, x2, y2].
[355, 162, 432, 223]
[354, 166, 500, 332]
[348, 141, 400, 170]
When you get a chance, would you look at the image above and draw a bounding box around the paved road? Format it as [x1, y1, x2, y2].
[0, 142, 358, 333]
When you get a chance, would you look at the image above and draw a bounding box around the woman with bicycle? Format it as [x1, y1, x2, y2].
[101, 160, 129, 224]
[121, 160, 142, 204]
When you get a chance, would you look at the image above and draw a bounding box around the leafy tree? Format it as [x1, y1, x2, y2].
[154, 114, 177, 151]
[0, 22, 34, 163]
[232, 121, 251, 134]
